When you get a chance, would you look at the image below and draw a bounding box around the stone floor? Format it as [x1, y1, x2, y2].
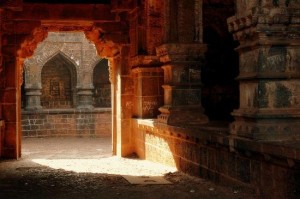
[0, 137, 257, 199]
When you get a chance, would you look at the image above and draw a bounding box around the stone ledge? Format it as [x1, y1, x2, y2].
[133, 119, 300, 163]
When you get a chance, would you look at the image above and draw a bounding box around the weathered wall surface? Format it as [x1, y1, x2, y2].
[133, 119, 300, 199]
[22, 109, 111, 137]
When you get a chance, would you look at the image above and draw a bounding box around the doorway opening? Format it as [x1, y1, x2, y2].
[21, 32, 113, 159]
[202, 1, 239, 122]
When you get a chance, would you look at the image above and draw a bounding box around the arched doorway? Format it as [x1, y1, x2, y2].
[2, 19, 128, 158]
[202, 0, 239, 122]
[93, 59, 111, 108]
[202, 27, 239, 121]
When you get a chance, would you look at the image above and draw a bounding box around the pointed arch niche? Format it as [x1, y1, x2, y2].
[93, 59, 111, 108]
[41, 53, 77, 109]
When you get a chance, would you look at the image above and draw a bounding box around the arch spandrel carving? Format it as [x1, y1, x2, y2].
[18, 26, 123, 90]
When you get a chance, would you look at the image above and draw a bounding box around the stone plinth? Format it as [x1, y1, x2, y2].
[228, 2, 300, 140]
[76, 87, 94, 109]
[156, 43, 208, 126]
[25, 85, 42, 110]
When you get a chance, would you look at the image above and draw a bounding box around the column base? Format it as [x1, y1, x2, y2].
[76, 88, 94, 110]
[158, 106, 209, 126]
[230, 109, 300, 141]
[25, 105, 43, 111]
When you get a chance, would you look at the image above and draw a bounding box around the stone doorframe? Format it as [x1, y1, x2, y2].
[6, 21, 131, 159]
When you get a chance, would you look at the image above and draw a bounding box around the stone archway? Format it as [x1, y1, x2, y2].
[1, 13, 131, 158]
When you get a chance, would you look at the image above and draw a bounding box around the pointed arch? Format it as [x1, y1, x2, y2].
[92, 58, 111, 107]
[41, 50, 79, 71]
[41, 53, 77, 108]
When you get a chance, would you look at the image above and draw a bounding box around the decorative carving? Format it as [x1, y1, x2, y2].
[18, 27, 48, 59]
[108, 58, 116, 84]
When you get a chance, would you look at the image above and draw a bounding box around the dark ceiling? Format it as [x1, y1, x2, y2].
[24, 0, 111, 4]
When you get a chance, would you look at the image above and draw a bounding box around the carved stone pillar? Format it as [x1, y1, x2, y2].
[76, 86, 94, 109]
[156, 44, 209, 126]
[227, 1, 300, 140]
[131, 56, 163, 118]
[25, 84, 42, 110]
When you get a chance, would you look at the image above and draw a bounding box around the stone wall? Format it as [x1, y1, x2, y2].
[133, 119, 300, 199]
[22, 109, 111, 137]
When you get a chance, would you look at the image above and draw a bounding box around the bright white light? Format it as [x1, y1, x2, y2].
[32, 156, 177, 177]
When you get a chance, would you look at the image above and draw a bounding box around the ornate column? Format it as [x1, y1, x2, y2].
[227, 1, 300, 140]
[156, 44, 209, 126]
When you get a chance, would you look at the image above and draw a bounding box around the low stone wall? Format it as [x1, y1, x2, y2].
[132, 119, 300, 199]
[22, 108, 111, 137]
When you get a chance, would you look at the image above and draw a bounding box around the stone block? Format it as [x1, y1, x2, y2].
[217, 150, 229, 175]
[4, 122, 17, 148]
[200, 147, 208, 167]
[208, 148, 217, 170]
[236, 157, 250, 183]
[228, 153, 237, 179]
[250, 159, 261, 186]
[2, 88, 16, 103]
[2, 104, 17, 122]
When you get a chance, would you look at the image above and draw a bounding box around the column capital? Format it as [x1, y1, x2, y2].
[129, 55, 161, 69]
[156, 43, 207, 64]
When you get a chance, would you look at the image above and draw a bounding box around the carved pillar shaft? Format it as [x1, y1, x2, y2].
[228, 2, 300, 140]
[25, 84, 42, 110]
[156, 43, 208, 126]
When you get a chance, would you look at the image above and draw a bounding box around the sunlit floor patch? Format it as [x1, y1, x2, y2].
[32, 157, 177, 177]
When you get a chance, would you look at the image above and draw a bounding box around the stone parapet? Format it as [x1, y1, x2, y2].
[133, 118, 300, 199]
[22, 108, 111, 137]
